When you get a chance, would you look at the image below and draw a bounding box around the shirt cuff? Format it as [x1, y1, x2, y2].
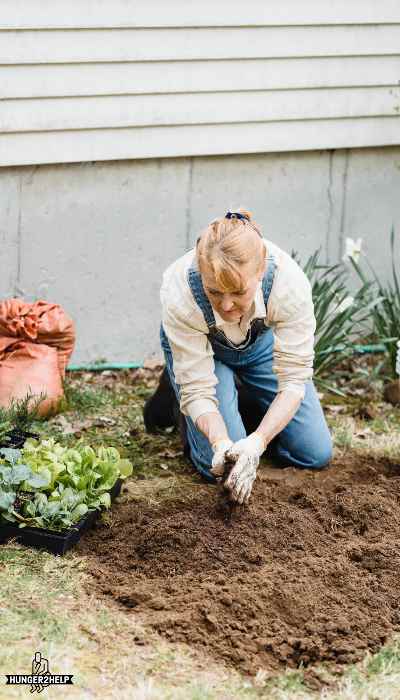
[277, 382, 306, 400]
[184, 398, 219, 424]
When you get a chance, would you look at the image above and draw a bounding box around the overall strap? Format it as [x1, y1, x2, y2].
[261, 255, 276, 310]
[187, 261, 216, 330]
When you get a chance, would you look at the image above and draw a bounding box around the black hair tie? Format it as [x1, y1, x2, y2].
[225, 211, 249, 222]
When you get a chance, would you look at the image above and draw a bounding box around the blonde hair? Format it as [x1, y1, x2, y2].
[196, 208, 265, 292]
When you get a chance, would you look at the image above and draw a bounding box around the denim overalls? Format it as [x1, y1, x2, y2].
[161, 256, 332, 481]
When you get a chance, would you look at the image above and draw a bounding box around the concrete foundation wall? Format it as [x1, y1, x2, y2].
[0, 146, 399, 363]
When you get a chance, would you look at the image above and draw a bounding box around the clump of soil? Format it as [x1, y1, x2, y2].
[79, 454, 400, 679]
[214, 454, 241, 521]
[384, 380, 400, 405]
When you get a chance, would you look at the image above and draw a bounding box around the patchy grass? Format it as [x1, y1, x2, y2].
[63, 383, 112, 412]
[331, 418, 356, 451]
[2, 357, 400, 698]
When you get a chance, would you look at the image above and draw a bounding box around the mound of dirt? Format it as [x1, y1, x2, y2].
[79, 454, 400, 678]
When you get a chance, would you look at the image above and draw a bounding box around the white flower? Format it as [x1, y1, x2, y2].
[396, 340, 400, 376]
[343, 237, 363, 263]
[336, 295, 354, 313]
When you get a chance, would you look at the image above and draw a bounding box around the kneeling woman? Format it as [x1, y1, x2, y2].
[159, 209, 332, 504]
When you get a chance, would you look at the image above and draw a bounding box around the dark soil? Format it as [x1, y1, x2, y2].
[78, 453, 400, 679]
[384, 380, 400, 406]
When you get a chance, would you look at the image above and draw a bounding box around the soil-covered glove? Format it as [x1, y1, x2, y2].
[210, 438, 234, 478]
[224, 433, 266, 504]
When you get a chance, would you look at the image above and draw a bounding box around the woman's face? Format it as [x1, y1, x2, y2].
[201, 260, 264, 322]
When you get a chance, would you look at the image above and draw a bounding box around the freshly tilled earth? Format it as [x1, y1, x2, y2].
[79, 454, 400, 678]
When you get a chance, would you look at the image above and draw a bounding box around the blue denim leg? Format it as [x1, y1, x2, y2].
[232, 330, 333, 469]
[160, 328, 246, 481]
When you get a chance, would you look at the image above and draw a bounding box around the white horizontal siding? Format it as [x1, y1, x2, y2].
[1, 0, 400, 28]
[1, 4, 399, 167]
[1, 25, 400, 64]
[1, 118, 400, 167]
[3, 56, 400, 100]
[3, 87, 400, 133]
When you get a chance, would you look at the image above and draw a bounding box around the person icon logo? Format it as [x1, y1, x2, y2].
[31, 652, 50, 693]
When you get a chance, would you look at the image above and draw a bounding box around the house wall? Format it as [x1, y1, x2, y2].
[1, 2, 399, 362]
[1, 1, 400, 165]
[1, 147, 399, 363]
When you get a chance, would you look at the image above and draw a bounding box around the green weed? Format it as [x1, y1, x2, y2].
[332, 420, 355, 450]
[64, 384, 112, 412]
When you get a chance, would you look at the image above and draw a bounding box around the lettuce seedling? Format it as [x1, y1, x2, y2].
[0, 448, 36, 524]
[21, 488, 89, 531]
[0, 439, 133, 531]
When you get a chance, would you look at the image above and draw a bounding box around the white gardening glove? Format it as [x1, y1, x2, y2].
[224, 433, 266, 504]
[210, 438, 234, 478]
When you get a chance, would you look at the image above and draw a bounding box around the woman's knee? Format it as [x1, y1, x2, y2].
[274, 432, 333, 470]
[303, 436, 333, 469]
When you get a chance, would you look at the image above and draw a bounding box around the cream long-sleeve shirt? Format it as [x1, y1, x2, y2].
[160, 238, 315, 424]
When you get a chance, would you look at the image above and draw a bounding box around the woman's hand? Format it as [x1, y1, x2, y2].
[223, 433, 266, 504]
[196, 412, 232, 476]
[210, 438, 234, 476]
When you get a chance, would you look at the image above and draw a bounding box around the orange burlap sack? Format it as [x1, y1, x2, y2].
[0, 299, 75, 416]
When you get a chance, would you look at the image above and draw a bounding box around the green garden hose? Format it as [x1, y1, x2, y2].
[67, 362, 143, 371]
[66, 344, 387, 372]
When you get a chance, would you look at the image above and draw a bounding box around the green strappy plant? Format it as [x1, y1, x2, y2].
[292, 250, 378, 389]
[349, 227, 400, 378]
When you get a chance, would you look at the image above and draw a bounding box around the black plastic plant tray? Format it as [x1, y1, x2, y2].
[0, 479, 122, 556]
[0, 430, 40, 450]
